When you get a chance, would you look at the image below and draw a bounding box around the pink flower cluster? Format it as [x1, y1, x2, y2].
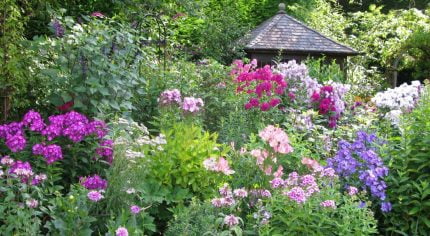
[158, 89, 204, 113]
[310, 83, 350, 128]
[87, 190, 104, 202]
[320, 200, 336, 208]
[258, 125, 293, 154]
[80, 174, 108, 190]
[32, 143, 63, 164]
[1, 156, 47, 186]
[96, 139, 114, 164]
[182, 97, 204, 113]
[211, 184, 237, 207]
[231, 60, 287, 111]
[130, 205, 142, 214]
[203, 157, 235, 175]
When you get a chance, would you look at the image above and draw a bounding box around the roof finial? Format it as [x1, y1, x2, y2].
[278, 3, 286, 14]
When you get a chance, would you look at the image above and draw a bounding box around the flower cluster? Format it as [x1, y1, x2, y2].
[310, 82, 350, 128]
[0, 156, 47, 186]
[224, 214, 240, 227]
[87, 190, 104, 202]
[327, 131, 391, 212]
[80, 174, 108, 190]
[158, 89, 204, 113]
[158, 89, 182, 106]
[211, 184, 238, 208]
[231, 60, 287, 111]
[203, 157, 235, 175]
[371, 81, 422, 125]
[32, 144, 63, 164]
[258, 125, 293, 154]
[182, 97, 204, 113]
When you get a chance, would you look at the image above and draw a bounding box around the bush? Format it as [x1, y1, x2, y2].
[383, 84, 430, 235]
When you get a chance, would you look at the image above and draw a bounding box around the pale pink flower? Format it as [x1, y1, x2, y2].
[116, 227, 128, 236]
[233, 188, 248, 198]
[224, 214, 240, 227]
[130, 205, 141, 214]
[347, 186, 358, 196]
[320, 200, 336, 208]
[26, 199, 38, 208]
[273, 165, 284, 178]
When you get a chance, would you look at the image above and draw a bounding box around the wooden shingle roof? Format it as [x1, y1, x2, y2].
[242, 4, 359, 56]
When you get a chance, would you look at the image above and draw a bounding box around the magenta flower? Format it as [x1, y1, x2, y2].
[32, 174, 47, 185]
[80, 174, 108, 190]
[42, 144, 63, 164]
[286, 187, 307, 204]
[91, 12, 105, 18]
[347, 186, 359, 196]
[130, 205, 141, 214]
[5, 134, 26, 152]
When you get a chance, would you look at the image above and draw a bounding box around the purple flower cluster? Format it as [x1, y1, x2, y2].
[32, 144, 63, 164]
[182, 97, 204, 113]
[1, 156, 47, 185]
[0, 110, 112, 164]
[158, 89, 182, 106]
[51, 19, 65, 38]
[327, 131, 391, 212]
[80, 174, 108, 190]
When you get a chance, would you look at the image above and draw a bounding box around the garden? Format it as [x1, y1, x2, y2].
[1, 0, 430, 235]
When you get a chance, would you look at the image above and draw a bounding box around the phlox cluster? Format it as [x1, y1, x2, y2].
[230, 59, 287, 111]
[371, 81, 422, 125]
[0, 110, 113, 164]
[80, 174, 108, 190]
[158, 89, 204, 113]
[258, 125, 293, 154]
[0, 156, 47, 186]
[203, 157, 235, 175]
[327, 131, 391, 212]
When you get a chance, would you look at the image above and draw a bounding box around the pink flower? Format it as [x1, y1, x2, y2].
[320, 200, 336, 208]
[347, 186, 358, 196]
[130, 205, 141, 214]
[26, 199, 39, 208]
[260, 102, 270, 111]
[301, 157, 321, 171]
[224, 214, 240, 227]
[87, 191, 104, 202]
[233, 188, 248, 198]
[203, 157, 235, 175]
[91, 12, 105, 18]
[211, 198, 224, 207]
[273, 165, 284, 178]
[258, 125, 293, 154]
[285, 187, 307, 204]
[115, 227, 128, 236]
[270, 177, 284, 188]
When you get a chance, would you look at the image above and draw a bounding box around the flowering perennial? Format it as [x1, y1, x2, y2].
[158, 89, 182, 106]
[224, 214, 240, 227]
[327, 131, 391, 212]
[80, 175, 108, 190]
[259, 125, 293, 154]
[231, 59, 287, 111]
[203, 157, 235, 175]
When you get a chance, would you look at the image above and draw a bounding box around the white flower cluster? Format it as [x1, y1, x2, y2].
[371, 81, 422, 111]
[371, 81, 422, 126]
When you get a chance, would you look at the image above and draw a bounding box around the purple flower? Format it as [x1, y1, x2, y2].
[158, 89, 182, 105]
[270, 178, 284, 188]
[96, 139, 114, 163]
[233, 188, 248, 198]
[42, 144, 63, 164]
[182, 97, 204, 113]
[300, 175, 316, 186]
[32, 143, 45, 155]
[5, 134, 26, 152]
[130, 205, 141, 214]
[347, 186, 358, 196]
[320, 200, 336, 208]
[285, 187, 307, 204]
[381, 202, 392, 212]
[32, 174, 47, 185]
[22, 110, 45, 132]
[80, 175, 108, 190]
[115, 227, 128, 236]
[87, 191, 104, 202]
[9, 161, 33, 181]
[52, 20, 64, 37]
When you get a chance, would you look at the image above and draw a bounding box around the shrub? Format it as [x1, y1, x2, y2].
[383, 84, 430, 235]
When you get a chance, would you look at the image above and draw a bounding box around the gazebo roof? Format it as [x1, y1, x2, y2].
[242, 3, 359, 56]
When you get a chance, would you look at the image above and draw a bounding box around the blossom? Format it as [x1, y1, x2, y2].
[5, 134, 26, 152]
[270, 178, 284, 188]
[91, 12, 105, 18]
[32, 174, 47, 185]
[130, 205, 141, 214]
[126, 188, 136, 194]
[80, 175, 108, 190]
[203, 157, 234, 175]
[0, 156, 14, 165]
[87, 191, 104, 202]
[320, 200, 336, 208]
[224, 215, 240, 227]
[219, 184, 232, 197]
[158, 89, 182, 105]
[381, 202, 392, 212]
[96, 139, 114, 163]
[233, 188, 248, 198]
[286, 187, 306, 204]
[26, 199, 39, 208]
[115, 227, 128, 236]
[22, 110, 45, 132]
[42, 144, 63, 164]
[9, 161, 33, 180]
[258, 125, 293, 154]
[347, 186, 358, 196]
[182, 97, 204, 113]
[51, 20, 65, 38]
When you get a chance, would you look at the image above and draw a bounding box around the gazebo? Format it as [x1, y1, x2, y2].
[241, 3, 359, 69]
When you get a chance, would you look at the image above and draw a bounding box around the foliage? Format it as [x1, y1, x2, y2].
[383, 84, 430, 235]
[32, 15, 151, 118]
